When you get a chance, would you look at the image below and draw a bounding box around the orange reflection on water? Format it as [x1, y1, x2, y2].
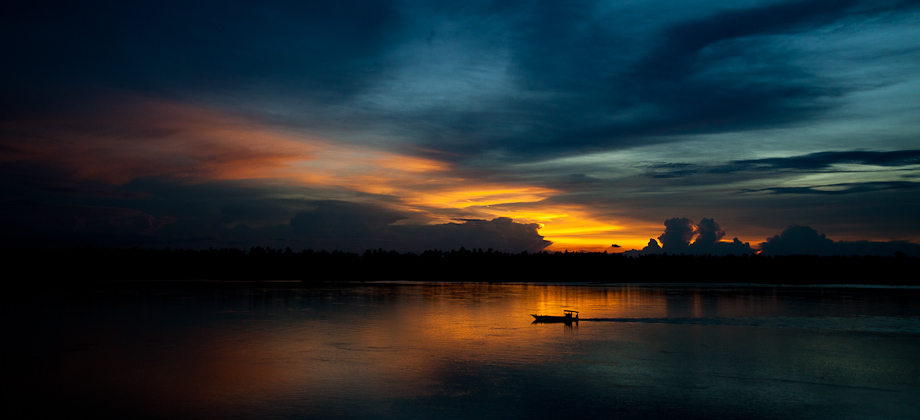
[40, 284, 703, 418]
[56, 323, 311, 418]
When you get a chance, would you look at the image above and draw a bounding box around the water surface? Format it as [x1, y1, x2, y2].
[6, 283, 919, 419]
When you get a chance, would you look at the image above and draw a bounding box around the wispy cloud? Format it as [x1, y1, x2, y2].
[2, 0, 919, 252]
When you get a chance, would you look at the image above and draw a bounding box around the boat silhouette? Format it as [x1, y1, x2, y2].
[531, 310, 579, 323]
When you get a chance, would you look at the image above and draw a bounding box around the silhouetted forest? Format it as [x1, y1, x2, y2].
[7, 246, 919, 285]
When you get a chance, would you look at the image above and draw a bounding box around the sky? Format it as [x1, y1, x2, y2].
[2, 0, 919, 255]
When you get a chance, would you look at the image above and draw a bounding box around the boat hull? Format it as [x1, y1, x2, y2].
[531, 315, 578, 323]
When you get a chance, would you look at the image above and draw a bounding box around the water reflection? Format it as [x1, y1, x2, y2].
[6, 283, 919, 419]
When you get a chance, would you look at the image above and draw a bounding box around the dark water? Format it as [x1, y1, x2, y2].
[6, 283, 920, 419]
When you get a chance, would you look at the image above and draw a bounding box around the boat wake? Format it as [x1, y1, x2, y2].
[580, 316, 920, 334]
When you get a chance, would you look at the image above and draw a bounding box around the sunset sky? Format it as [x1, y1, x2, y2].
[2, 0, 919, 254]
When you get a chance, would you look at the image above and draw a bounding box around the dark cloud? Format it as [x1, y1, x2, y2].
[658, 217, 696, 253]
[0, 177, 551, 253]
[2, 1, 918, 253]
[630, 149, 920, 197]
[634, 0, 919, 81]
[639, 239, 664, 255]
[439, 0, 920, 160]
[632, 150, 920, 182]
[285, 204, 550, 253]
[616, 0, 920, 136]
[5, 0, 917, 160]
[395, 217, 551, 254]
[760, 225, 920, 256]
[627, 219, 919, 257]
[1, 1, 404, 116]
[290, 201, 406, 238]
[0, 201, 170, 248]
[729, 150, 920, 172]
[628, 217, 755, 256]
[743, 181, 920, 195]
[695, 218, 727, 246]
[288, 201, 408, 251]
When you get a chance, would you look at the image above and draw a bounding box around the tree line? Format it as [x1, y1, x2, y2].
[7, 246, 919, 286]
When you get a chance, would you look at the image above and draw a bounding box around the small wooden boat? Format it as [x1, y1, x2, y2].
[531, 310, 579, 323]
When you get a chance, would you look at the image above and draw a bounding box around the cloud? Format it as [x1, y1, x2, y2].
[626, 149, 920, 202]
[395, 217, 552, 254]
[0, 1, 406, 116]
[254, 201, 551, 253]
[742, 181, 920, 195]
[628, 217, 755, 256]
[0, 97, 313, 185]
[627, 219, 919, 257]
[726, 150, 920, 172]
[467, 0, 920, 159]
[760, 225, 920, 256]
[695, 218, 726, 245]
[673, 1, 916, 128]
[0, 200, 177, 249]
[288, 201, 407, 251]
[2, 1, 919, 253]
[638, 239, 664, 255]
[658, 217, 696, 253]
[6, 0, 918, 165]
[641, 149, 920, 180]
[0, 95, 461, 199]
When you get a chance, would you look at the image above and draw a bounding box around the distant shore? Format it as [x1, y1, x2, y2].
[8, 246, 919, 286]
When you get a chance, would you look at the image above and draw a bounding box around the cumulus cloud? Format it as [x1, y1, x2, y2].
[628, 217, 755, 256]
[285, 201, 550, 253]
[760, 225, 920, 257]
[695, 218, 726, 245]
[627, 220, 920, 257]
[639, 239, 664, 255]
[395, 217, 551, 254]
[658, 217, 696, 253]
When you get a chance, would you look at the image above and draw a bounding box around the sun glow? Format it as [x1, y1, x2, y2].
[2, 95, 662, 253]
[464, 205, 655, 253]
[404, 186, 558, 208]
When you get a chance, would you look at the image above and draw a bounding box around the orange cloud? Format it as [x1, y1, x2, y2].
[402, 185, 558, 209]
[2, 95, 661, 252]
[2, 97, 313, 185]
[1, 96, 455, 191]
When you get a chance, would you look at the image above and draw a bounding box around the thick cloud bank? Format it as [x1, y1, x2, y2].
[0, 195, 551, 253]
[627, 218, 920, 257]
[627, 217, 755, 256]
[284, 201, 550, 253]
[759, 225, 920, 257]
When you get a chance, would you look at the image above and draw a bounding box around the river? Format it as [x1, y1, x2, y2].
[6, 282, 919, 419]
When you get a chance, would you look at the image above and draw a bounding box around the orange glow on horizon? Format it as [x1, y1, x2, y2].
[0, 95, 679, 252]
[462, 205, 663, 253]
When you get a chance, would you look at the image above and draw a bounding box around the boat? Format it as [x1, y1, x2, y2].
[531, 310, 579, 323]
